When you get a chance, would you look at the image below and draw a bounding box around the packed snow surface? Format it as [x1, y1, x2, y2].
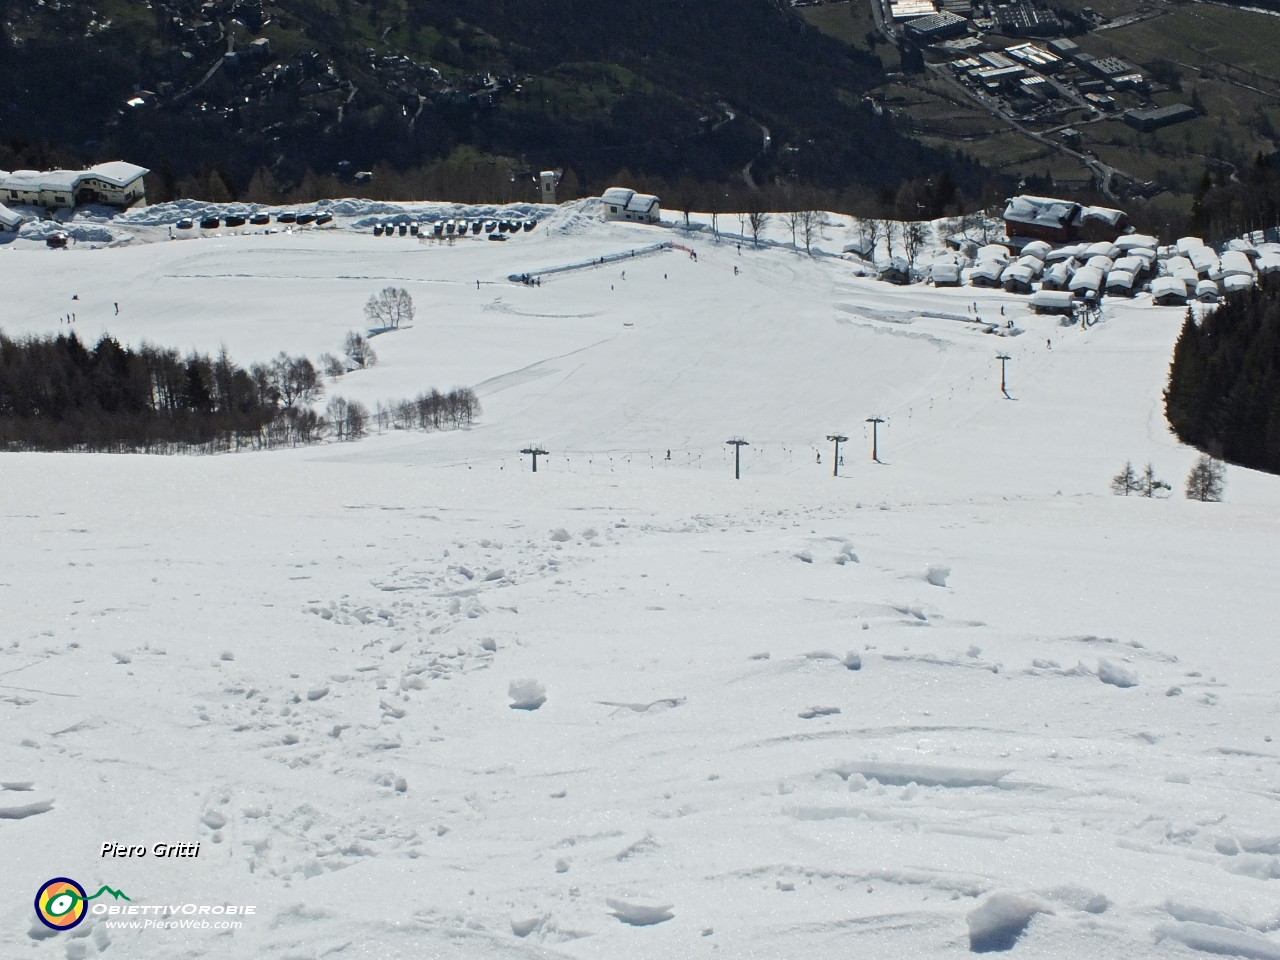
[3, 204, 1280, 959]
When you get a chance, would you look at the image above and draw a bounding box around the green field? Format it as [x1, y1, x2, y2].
[802, 0, 1280, 228]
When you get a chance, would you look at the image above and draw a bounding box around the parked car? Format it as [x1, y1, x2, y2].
[315, 213, 333, 225]
[276, 212, 296, 223]
[249, 213, 270, 225]
[200, 217, 220, 229]
[176, 218, 194, 230]
[224, 215, 246, 227]
[488, 233, 507, 241]
[295, 213, 316, 225]
[46, 233, 69, 248]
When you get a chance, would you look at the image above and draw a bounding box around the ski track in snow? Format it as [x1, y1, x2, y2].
[2, 205, 1280, 959]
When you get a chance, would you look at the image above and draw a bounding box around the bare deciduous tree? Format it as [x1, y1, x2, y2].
[270, 353, 323, 408]
[864, 217, 882, 260]
[364, 286, 414, 329]
[344, 331, 377, 370]
[748, 209, 772, 247]
[785, 209, 802, 248]
[903, 221, 928, 269]
[318, 352, 346, 380]
[798, 209, 821, 255]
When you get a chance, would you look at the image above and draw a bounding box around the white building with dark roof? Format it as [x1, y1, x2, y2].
[0, 162, 148, 210]
[600, 188, 661, 224]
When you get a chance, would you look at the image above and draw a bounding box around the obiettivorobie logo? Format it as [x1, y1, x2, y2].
[34, 877, 257, 933]
[34, 878, 130, 931]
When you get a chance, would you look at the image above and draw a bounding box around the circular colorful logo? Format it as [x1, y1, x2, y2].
[35, 878, 88, 930]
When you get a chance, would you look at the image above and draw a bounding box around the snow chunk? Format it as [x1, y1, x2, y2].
[484, 568, 505, 581]
[509, 679, 547, 711]
[926, 564, 951, 587]
[550, 528, 571, 542]
[967, 893, 1043, 952]
[606, 898, 674, 926]
[306, 685, 330, 701]
[511, 915, 544, 937]
[843, 651, 862, 671]
[1097, 659, 1138, 688]
[795, 550, 813, 563]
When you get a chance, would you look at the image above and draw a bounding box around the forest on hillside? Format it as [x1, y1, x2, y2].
[0, 0, 990, 211]
[1165, 281, 1280, 474]
[0, 331, 479, 452]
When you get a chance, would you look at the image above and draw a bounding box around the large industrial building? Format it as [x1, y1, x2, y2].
[1123, 103, 1198, 132]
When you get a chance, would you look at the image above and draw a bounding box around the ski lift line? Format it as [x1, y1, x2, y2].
[507, 242, 675, 283]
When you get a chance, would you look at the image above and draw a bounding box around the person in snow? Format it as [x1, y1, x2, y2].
[733, 266, 739, 275]
[114, 302, 119, 315]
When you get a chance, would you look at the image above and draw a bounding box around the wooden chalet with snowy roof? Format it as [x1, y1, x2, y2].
[600, 188, 661, 224]
[1002, 194, 1127, 243]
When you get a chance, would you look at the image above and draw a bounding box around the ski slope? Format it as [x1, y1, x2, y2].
[4, 204, 1280, 960]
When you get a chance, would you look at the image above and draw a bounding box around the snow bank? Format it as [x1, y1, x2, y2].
[967, 893, 1043, 953]
[18, 220, 122, 243]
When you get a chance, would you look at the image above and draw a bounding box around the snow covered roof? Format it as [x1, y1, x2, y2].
[0, 203, 24, 228]
[625, 193, 659, 213]
[84, 161, 149, 188]
[1115, 234, 1158, 251]
[1151, 276, 1188, 301]
[1003, 196, 1079, 231]
[1257, 254, 1280, 276]
[1080, 205, 1125, 227]
[1219, 250, 1254, 277]
[0, 162, 149, 195]
[3, 169, 80, 192]
[1068, 265, 1103, 291]
[1029, 289, 1073, 308]
[601, 188, 635, 206]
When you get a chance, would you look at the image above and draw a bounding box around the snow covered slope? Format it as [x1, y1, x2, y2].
[4, 210, 1280, 960]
